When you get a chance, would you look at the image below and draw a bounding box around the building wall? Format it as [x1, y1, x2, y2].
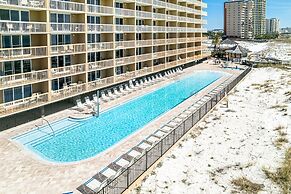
[253, 0, 266, 36]
[0, 0, 208, 119]
[266, 18, 280, 34]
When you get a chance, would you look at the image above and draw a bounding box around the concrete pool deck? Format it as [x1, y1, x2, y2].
[0, 61, 245, 194]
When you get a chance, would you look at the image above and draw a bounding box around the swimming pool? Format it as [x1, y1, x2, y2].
[13, 71, 224, 162]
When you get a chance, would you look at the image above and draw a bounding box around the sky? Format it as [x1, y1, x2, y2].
[205, 0, 291, 30]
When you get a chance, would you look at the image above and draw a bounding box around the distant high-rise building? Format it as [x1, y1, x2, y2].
[224, 0, 266, 39]
[253, 0, 266, 36]
[224, 0, 254, 39]
[266, 18, 280, 34]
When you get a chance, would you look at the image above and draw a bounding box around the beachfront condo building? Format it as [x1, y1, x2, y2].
[224, 0, 266, 39]
[0, 0, 207, 128]
[266, 18, 280, 34]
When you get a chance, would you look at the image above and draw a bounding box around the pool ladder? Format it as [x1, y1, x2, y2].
[35, 117, 55, 137]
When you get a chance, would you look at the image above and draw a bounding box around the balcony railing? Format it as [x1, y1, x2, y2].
[87, 42, 114, 52]
[115, 8, 135, 17]
[115, 71, 136, 83]
[88, 76, 114, 91]
[0, 46, 47, 60]
[115, 41, 135, 49]
[135, 67, 152, 77]
[178, 38, 187, 43]
[136, 11, 152, 19]
[166, 38, 177, 44]
[153, 51, 166, 59]
[153, 0, 166, 7]
[87, 24, 114, 32]
[0, 93, 49, 117]
[167, 15, 178, 21]
[0, 0, 45, 8]
[136, 53, 152, 62]
[88, 59, 114, 71]
[0, 21, 47, 33]
[136, 0, 152, 5]
[177, 48, 187, 54]
[51, 64, 86, 78]
[50, 43, 86, 55]
[177, 58, 187, 65]
[136, 40, 152, 47]
[0, 70, 48, 88]
[87, 4, 114, 15]
[116, 25, 135, 32]
[136, 25, 152, 32]
[153, 13, 166, 20]
[51, 83, 86, 101]
[153, 39, 166, 45]
[50, 0, 85, 12]
[51, 23, 85, 32]
[153, 26, 165, 32]
[116, 56, 135, 66]
[153, 64, 166, 72]
[166, 50, 177, 56]
[167, 61, 177, 68]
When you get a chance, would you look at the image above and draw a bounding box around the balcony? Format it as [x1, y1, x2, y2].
[88, 42, 114, 52]
[167, 15, 178, 21]
[135, 67, 152, 77]
[87, 24, 114, 32]
[153, 0, 166, 7]
[153, 13, 166, 20]
[177, 58, 187, 65]
[115, 8, 135, 17]
[153, 26, 166, 32]
[87, 4, 114, 15]
[0, 93, 49, 118]
[0, 21, 47, 33]
[153, 51, 166, 59]
[0, 46, 47, 61]
[0, 0, 45, 8]
[136, 25, 152, 32]
[136, 40, 152, 47]
[153, 39, 166, 45]
[178, 38, 187, 43]
[153, 64, 165, 72]
[51, 83, 86, 101]
[116, 25, 135, 32]
[50, 0, 85, 12]
[136, 53, 152, 62]
[166, 38, 177, 44]
[88, 59, 114, 71]
[51, 23, 85, 33]
[115, 71, 135, 83]
[177, 48, 187, 54]
[0, 70, 48, 89]
[88, 76, 114, 91]
[116, 56, 135, 66]
[136, 11, 152, 19]
[166, 50, 177, 57]
[51, 64, 86, 78]
[167, 61, 177, 68]
[50, 43, 86, 55]
[115, 41, 135, 49]
[136, 0, 152, 5]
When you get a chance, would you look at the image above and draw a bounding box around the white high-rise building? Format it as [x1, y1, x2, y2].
[224, 0, 266, 39]
[266, 18, 280, 34]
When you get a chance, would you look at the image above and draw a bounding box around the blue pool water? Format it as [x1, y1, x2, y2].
[14, 71, 223, 162]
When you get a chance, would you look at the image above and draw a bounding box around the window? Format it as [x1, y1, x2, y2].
[23, 85, 32, 98]
[22, 35, 30, 47]
[50, 13, 57, 22]
[12, 35, 21, 48]
[14, 60, 22, 74]
[115, 33, 123, 41]
[136, 62, 142, 70]
[4, 62, 13, 75]
[52, 79, 59, 91]
[58, 56, 64, 67]
[51, 56, 58, 68]
[23, 60, 31, 73]
[3, 85, 32, 102]
[0, 9, 9, 20]
[51, 35, 58, 45]
[116, 49, 123, 58]
[64, 34, 71, 44]
[4, 88, 13, 102]
[115, 18, 123, 25]
[10, 10, 19, 21]
[65, 55, 71, 66]
[116, 66, 124, 75]
[88, 70, 100, 81]
[115, 2, 123, 8]
[14, 86, 23, 100]
[2, 36, 11, 48]
[21, 11, 29, 22]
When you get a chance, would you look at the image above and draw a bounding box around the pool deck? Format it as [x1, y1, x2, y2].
[0, 60, 244, 194]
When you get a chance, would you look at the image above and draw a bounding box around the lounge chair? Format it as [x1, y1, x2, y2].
[125, 84, 134, 93]
[76, 99, 85, 111]
[113, 87, 122, 97]
[92, 94, 99, 104]
[107, 90, 118, 99]
[129, 80, 138, 91]
[101, 91, 110, 102]
[84, 96, 93, 108]
[119, 85, 129, 95]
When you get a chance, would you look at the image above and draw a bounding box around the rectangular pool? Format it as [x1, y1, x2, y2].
[13, 71, 224, 163]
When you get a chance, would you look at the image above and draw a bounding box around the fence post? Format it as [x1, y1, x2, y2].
[127, 167, 130, 188]
[145, 150, 148, 170]
[160, 139, 163, 156]
[199, 107, 201, 119]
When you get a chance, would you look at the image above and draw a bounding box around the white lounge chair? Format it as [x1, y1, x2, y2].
[113, 87, 123, 97]
[76, 99, 85, 111]
[129, 80, 138, 90]
[107, 90, 118, 99]
[84, 96, 93, 108]
[119, 85, 128, 95]
[125, 84, 134, 93]
[101, 91, 110, 102]
[92, 94, 99, 104]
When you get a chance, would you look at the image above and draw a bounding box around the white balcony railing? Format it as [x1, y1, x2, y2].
[115, 8, 135, 17]
[51, 64, 86, 78]
[51, 83, 87, 100]
[0, 46, 47, 60]
[51, 23, 85, 32]
[0, 93, 49, 117]
[153, 13, 166, 20]
[0, 0, 45, 8]
[50, 0, 85, 12]
[115, 41, 135, 49]
[166, 50, 177, 56]
[136, 0, 152, 4]
[153, 51, 166, 59]
[153, 63, 166, 72]
[136, 40, 152, 47]
[0, 21, 47, 33]
[136, 53, 152, 62]
[87, 24, 114, 32]
[153, 39, 166, 45]
[0, 70, 48, 88]
[87, 42, 114, 52]
[116, 25, 135, 32]
[88, 76, 114, 91]
[87, 4, 114, 14]
[116, 56, 135, 66]
[153, 26, 166, 32]
[136, 25, 152, 32]
[136, 11, 152, 19]
[89, 59, 114, 71]
[50, 43, 86, 55]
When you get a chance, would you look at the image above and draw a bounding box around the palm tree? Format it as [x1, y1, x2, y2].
[212, 33, 221, 51]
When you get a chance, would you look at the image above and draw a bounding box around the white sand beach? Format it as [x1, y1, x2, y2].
[130, 68, 291, 194]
